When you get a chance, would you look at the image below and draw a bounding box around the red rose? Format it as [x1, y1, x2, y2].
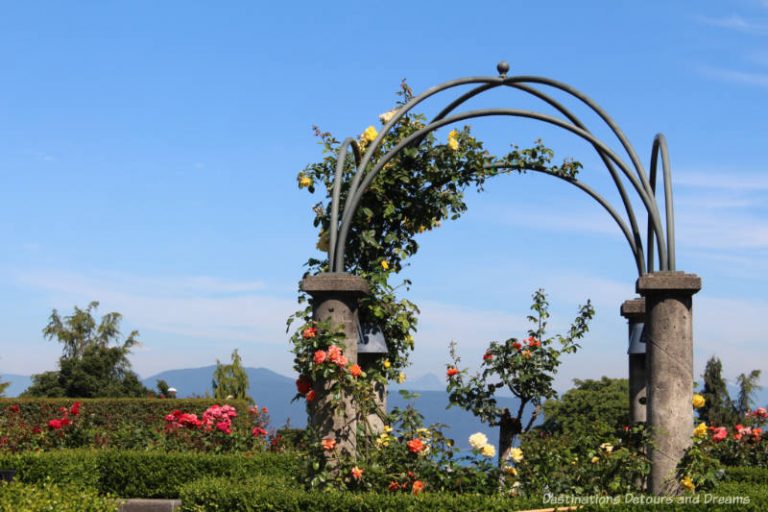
[60, 418, 71, 427]
[483, 352, 493, 362]
[306, 390, 316, 402]
[48, 419, 63, 430]
[296, 376, 312, 395]
[712, 427, 728, 442]
[251, 426, 268, 437]
[9, 405, 19, 413]
[512, 341, 522, 351]
[446, 367, 459, 377]
[70, 402, 81, 416]
[302, 327, 318, 339]
[387, 481, 400, 492]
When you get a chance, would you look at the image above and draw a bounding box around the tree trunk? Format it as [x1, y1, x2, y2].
[498, 408, 521, 467]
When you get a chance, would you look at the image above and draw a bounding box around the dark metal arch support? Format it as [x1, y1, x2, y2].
[329, 137, 362, 268]
[485, 163, 646, 275]
[334, 108, 668, 274]
[429, 81, 646, 272]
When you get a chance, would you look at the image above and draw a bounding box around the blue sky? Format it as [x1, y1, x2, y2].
[1, 1, 767, 394]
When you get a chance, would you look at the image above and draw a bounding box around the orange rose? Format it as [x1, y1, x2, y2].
[349, 364, 362, 378]
[305, 390, 316, 402]
[302, 327, 317, 339]
[446, 367, 459, 377]
[321, 437, 336, 451]
[412, 480, 425, 495]
[407, 438, 425, 454]
[313, 350, 327, 365]
[387, 481, 400, 492]
[351, 466, 364, 480]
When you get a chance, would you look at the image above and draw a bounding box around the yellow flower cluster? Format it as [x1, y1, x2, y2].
[681, 475, 695, 492]
[298, 174, 313, 188]
[468, 432, 497, 459]
[397, 372, 406, 384]
[599, 442, 614, 454]
[447, 129, 459, 151]
[693, 422, 708, 439]
[508, 447, 524, 463]
[361, 125, 378, 143]
[380, 260, 390, 271]
[692, 394, 706, 409]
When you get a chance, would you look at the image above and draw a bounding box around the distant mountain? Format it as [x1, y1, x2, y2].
[143, 366, 526, 450]
[143, 366, 307, 429]
[1, 374, 32, 397]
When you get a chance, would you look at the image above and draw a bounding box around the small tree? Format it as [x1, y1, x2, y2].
[736, 369, 761, 417]
[212, 349, 251, 402]
[542, 377, 629, 437]
[24, 301, 148, 398]
[446, 289, 594, 466]
[0, 377, 9, 397]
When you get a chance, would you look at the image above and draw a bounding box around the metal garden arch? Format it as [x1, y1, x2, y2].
[301, 62, 701, 495]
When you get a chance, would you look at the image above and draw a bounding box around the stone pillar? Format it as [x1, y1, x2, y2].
[301, 272, 369, 459]
[637, 272, 701, 495]
[621, 298, 647, 425]
[358, 353, 387, 436]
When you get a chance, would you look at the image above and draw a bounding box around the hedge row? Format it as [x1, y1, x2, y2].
[0, 481, 118, 512]
[0, 398, 251, 431]
[0, 449, 301, 498]
[723, 466, 768, 484]
[178, 476, 768, 512]
[0, 398, 255, 451]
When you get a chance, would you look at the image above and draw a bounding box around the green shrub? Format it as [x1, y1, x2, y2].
[722, 466, 768, 484]
[0, 481, 118, 512]
[179, 476, 543, 512]
[0, 449, 301, 498]
[0, 398, 252, 452]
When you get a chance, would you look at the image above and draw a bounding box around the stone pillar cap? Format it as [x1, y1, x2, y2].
[301, 272, 370, 295]
[620, 298, 645, 321]
[636, 271, 702, 295]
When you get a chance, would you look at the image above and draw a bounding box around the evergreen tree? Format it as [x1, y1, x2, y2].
[698, 357, 736, 426]
[212, 349, 251, 402]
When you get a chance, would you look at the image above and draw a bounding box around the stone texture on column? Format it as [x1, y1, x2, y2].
[621, 298, 647, 425]
[358, 353, 387, 436]
[301, 273, 369, 460]
[637, 272, 701, 496]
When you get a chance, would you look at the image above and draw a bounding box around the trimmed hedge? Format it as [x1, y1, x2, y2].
[0, 481, 118, 512]
[0, 449, 301, 498]
[0, 398, 253, 451]
[179, 476, 768, 512]
[723, 466, 768, 484]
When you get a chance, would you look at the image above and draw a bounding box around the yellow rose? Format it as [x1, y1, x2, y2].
[508, 447, 524, 463]
[298, 174, 313, 188]
[383, 426, 393, 434]
[591, 456, 600, 464]
[380, 260, 390, 271]
[504, 466, 518, 476]
[418, 225, 426, 233]
[681, 476, 695, 492]
[692, 394, 706, 409]
[600, 442, 614, 454]
[447, 129, 459, 151]
[469, 433, 488, 450]
[362, 125, 378, 143]
[383, 359, 391, 369]
[397, 372, 406, 384]
[481, 443, 496, 458]
[693, 422, 708, 439]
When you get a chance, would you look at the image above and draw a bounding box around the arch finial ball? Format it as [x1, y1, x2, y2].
[497, 61, 510, 77]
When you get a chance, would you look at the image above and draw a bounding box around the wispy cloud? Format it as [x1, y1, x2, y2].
[698, 14, 768, 35]
[698, 65, 768, 88]
[13, 270, 295, 344]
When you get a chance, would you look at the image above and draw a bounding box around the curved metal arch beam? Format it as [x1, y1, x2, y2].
[335, 109, 667, 273]
[351, 74, 652, 211]
[328, 138, 362, 268]
[485, 162, 645, 275]
[426, 81, 645, 272]
[648, 134, 676, 271]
